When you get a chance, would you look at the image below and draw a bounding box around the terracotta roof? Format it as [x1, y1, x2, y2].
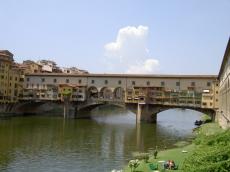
[0, 50, 14, 61]
[25, 73, 217, 79]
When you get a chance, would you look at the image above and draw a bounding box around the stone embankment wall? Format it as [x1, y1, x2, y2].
[0, 102, 64, 117]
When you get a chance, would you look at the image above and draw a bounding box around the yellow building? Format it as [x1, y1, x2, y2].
[58, 84, 74, 102]
[0, 50, 23, 103]
[22, 60, 42, 74]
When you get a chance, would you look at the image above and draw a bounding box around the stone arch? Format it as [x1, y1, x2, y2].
[99, 87, 113, 99]
[154, 106, 216, 121]
[113, 87, 125, 100]
[88, 86, 99, 98]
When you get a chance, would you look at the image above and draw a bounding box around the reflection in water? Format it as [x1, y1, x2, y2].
[0, 106, 202, 172]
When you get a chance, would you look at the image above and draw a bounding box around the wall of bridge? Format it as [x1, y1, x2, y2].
[15, 74, 220, 122]
[25, 74, 217, 92]
[218, 38, 230, 129]
[24, 74, 219, 109]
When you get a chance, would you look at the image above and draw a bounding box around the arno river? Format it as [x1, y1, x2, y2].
[0, 106, 202, 172]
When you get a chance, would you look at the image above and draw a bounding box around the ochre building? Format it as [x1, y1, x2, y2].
[0, 50, 23, 103]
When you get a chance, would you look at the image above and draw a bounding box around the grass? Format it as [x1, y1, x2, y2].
[183, 124, 230, 172]
[196, 123, 223, 136]
[201, 114, 211, 122]
[122, 123, 224, 172]
[123, 144, 195, 172]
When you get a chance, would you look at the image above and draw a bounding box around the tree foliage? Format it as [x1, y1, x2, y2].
[183, 130, 230, 172]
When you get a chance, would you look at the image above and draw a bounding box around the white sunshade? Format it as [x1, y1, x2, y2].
[203, 89, 210, 93]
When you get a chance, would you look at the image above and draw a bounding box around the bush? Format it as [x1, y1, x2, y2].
[183, 130, 230, 172]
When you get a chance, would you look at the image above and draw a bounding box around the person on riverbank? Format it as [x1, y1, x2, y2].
[169, 160, 175, 170]
[164, 160, 175, 170]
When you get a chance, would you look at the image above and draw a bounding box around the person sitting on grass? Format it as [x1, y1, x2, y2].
[164, 160, 170, 169]
[164, 160, 175, 170]
[169, 160, 175, 170]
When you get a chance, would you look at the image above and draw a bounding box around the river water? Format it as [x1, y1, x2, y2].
[0, 106, 202, 172]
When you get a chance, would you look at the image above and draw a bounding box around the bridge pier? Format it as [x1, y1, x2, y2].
[137, 103, 157, 123]
[63, 98, 75, 118]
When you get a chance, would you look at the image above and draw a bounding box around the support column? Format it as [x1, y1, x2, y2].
[63, 97, 75, 118]
[63, 99, 69, 118]
[137, 103, 157, 123]
[137, 103, 142, 123]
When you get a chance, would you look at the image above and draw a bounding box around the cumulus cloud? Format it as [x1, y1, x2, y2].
[104, 25, 159, 74]
[126, 59, 159, 74]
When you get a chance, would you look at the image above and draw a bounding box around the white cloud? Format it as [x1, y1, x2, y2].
[126, 59, 159, 74]
[104, 25, 159, 74]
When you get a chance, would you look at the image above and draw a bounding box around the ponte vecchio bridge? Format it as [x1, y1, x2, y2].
[18, 73, 218, 123]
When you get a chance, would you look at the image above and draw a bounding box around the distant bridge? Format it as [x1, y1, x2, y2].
[11, 73, 219, 123]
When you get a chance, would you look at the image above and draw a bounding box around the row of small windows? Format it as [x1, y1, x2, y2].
[1, 75, 18, 81]
[91, 80, 122, 85]
[35, 78, 83, 84]
[26, 78, 213, 87]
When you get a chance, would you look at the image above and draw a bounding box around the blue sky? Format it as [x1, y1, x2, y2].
[0, 0, 229, 74]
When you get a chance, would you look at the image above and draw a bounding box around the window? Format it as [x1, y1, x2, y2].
[91, 80, 94, 84]
[10, 76, 12, 80]
[37, 84, 39, 89]
[27, 78, 30, 82]
[210, 103, 213, 106]
[53, 79, 57, 83]
[216, 99, 218, 102]
[15, 77, 17, 81]
[105, 80, 108, 84]
[66, 79, 69, 83]
[41, 78, 45, 82]
[132, 81, 135, 85]
[191, 82, 195, 87]
[216, 91, 218, 94]
[161, 81, 165, 87]
[147, 81, 150, 86]
[118, 80, 122, 85]
[207, 82, 211, 87]
[79, 79, 82, 84]
[176, 82, 180, 86]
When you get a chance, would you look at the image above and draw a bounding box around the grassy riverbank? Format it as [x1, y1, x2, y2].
[123, 144, 195, 172]
[123, 123, 229, 172]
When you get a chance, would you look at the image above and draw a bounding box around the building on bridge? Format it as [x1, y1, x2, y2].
[21, 73, 219, 122]
[218, 38, 230, 129]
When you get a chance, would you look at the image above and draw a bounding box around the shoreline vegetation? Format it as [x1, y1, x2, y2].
[112, 117, 229, 172]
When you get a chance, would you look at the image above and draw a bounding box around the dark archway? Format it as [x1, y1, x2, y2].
[113, 87, 125, 100]
[88, 86, 99, 98]
[154, 106, 216, 122]
[99, 87, 113, 99]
